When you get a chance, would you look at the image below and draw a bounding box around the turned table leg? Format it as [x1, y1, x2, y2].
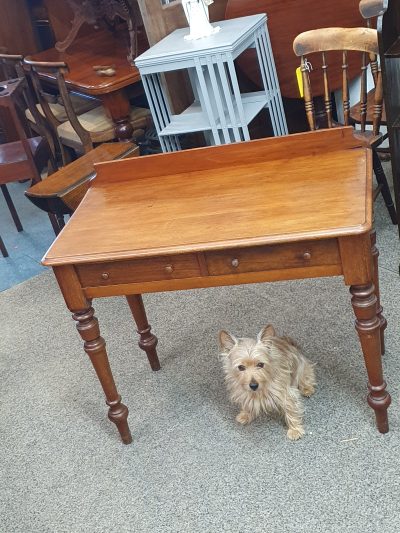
[73, 306, 132, 444]
[101, 91, 133, 142]
[350, 284, 391, 433]
[126, 294, 160, 371]
[370, 230, 386, 355]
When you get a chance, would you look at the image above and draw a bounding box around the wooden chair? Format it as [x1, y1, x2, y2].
[0, 77, 54, 257]
[347, 0, 387, 140]
[0, 53, 25, 80]
[293, 26, 397, 224]
[23, 59, 152, 156]
[0, 53, 97, 141]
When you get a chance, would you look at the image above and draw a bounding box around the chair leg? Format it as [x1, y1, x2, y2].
[48, 213, 63, 236]
[48, 213, 65, 235]
[373, 151, 397, 225]
[1, 184, 23, 232]
[0, 234, 8, 258]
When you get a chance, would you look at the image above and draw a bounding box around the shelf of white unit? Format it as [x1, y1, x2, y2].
[159, 92, 270, 136]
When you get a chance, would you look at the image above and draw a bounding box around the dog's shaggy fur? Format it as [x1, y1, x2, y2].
[219, 325, 316, 440]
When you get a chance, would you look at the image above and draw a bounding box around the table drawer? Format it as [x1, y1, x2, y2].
[76, 254, 201, 287]
[205, 240, 340, 276]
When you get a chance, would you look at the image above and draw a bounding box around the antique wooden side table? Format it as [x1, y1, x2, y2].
[42, 126, 391, 444]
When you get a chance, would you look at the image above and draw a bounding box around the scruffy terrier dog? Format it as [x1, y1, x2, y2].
[219, 325, 316, 440]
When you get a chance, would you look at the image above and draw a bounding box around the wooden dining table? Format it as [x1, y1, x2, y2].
[27, 28, 146, 141]
[42, 126, 391, 444]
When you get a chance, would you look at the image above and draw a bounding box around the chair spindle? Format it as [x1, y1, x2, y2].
[321, 52, 333, 127]
[373, 70, 383, 136]
[301, 56, 316, 130]
[360, 52, 368, 132]
[342, 51, 350, 126]
[366, 18, 379, 84]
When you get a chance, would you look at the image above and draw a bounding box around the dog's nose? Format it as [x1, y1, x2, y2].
[249, 382, 259, 391]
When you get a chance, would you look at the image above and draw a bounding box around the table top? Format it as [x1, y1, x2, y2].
[225, 0, 362, 98]
[135, 14, 265, 68]
[28, 29, 142, 96]
[43, 127, 372, 267]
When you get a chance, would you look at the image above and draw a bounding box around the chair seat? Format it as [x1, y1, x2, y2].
[350, 88, 387, 125]
[57, 105, 152, 149]
[25, 93, 99, 124]
[0, 136, 45, 185]
[0, 136, 42, 165]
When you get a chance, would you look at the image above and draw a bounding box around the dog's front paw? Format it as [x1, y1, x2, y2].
[300, 384, 315, 397]
[236, 411, 253, 425]
[287, 426, 305, 440]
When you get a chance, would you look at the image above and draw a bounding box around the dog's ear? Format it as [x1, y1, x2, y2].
[257, 324, 276, 343]
[218, 330, 238, 352]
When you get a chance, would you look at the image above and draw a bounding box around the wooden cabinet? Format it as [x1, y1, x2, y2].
[0, 0, 38, 54]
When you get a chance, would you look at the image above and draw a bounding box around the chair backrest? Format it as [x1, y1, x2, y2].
[23, 59, 93, 153]
[0, 53, 57, 158]
[0, 53, 25, 80]
[359, 0, 386, 82]
[0, 77, 41, 182]
[293, 27, 382, 135]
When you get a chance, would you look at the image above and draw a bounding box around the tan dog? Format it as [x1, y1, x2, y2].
[219, 325, 316, 440]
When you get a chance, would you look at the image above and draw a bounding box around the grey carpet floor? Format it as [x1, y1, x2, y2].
[1, 193, 400, 533]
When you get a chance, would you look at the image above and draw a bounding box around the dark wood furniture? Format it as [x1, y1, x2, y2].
[0, 1, 39, 55]
[53, 0, 143, 66]
[25, 142, 138, 233]
[225, 0, 362, 98]
[24, 59, 151, 157]
[293, 26, 397, 224]
[0, 53, 61, 158]
[26, 29, 146, 141]
[42, 126, 390, 444]
[0, 77, 53, 257]
[0, 53, 26, 143]
[366, 0, 400, 238]
[352, 0, 387, 149]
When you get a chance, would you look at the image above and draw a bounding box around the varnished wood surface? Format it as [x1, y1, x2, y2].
[0, 0, 38, 55]
[26, 143, 137, 199]
[293, 27, 379, 56]
[43, 0, 101, 43]
[225, 0, 362, 98]
[46, 125, 390, 442]
[27, 30, 142, 96]
[42, 127, 372, 266]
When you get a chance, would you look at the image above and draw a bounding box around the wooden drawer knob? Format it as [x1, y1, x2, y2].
[101, 272, 110, 280]
[303, 252, 311, 260]
[231, 258, 239, 268]
[165, 264, 174, 274]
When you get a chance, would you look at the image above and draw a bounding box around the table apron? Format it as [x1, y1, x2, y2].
[74, 238, 344, 298]
[82, 264, 344, 298]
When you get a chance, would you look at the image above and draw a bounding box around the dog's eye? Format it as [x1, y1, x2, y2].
[256, 362, 264, 368]
[237, 365, 246, 371]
